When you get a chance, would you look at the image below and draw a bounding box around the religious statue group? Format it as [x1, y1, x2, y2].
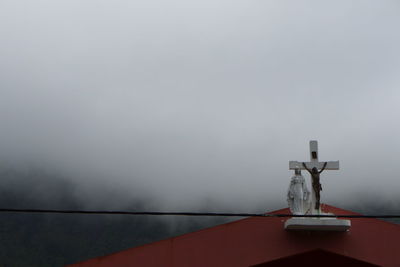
[287, 162, 328, 215]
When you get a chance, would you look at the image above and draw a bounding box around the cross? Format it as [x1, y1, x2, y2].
[289, 140, 339, 214]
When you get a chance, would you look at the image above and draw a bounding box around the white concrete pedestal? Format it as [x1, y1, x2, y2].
[284, 217, 351, 231]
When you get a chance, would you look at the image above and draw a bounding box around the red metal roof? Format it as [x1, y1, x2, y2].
[68, 204, 400, 267]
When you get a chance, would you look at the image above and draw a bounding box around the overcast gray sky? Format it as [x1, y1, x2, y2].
[0, 0, 399, 211]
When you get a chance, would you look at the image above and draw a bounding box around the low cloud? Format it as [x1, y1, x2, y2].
[0, 0, 399, 211]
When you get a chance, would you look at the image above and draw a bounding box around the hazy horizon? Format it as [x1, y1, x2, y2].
[1, 0, 399, 211]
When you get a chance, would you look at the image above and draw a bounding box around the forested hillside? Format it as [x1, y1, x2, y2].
[0, 168, 229, 266]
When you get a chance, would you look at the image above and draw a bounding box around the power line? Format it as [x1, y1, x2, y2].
[0, 208, 399, 219]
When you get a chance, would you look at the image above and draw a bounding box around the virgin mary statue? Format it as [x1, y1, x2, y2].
[287, 169, 310, 215]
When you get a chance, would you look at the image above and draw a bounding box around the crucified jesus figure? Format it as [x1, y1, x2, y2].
[302, 162, 327, 210]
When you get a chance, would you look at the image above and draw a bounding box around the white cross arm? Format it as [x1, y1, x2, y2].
[289, 161, 339, 170]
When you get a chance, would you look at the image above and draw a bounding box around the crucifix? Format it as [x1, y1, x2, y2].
[289, 140, 339, 214]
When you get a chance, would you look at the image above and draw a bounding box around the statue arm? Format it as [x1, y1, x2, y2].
[287, 183, 294, 199]
[302, 162, 311, 173]
[318, 162, 328, 173]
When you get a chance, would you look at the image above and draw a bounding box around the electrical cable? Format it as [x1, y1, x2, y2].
[0, 208, 399, 219]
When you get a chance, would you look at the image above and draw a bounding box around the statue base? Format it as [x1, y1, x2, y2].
[284, 217, 351, 231]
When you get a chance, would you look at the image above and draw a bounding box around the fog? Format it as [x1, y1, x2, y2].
[0, 0, 399, 211]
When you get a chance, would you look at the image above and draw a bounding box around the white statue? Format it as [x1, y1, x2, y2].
[287, 169, 310, 215]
